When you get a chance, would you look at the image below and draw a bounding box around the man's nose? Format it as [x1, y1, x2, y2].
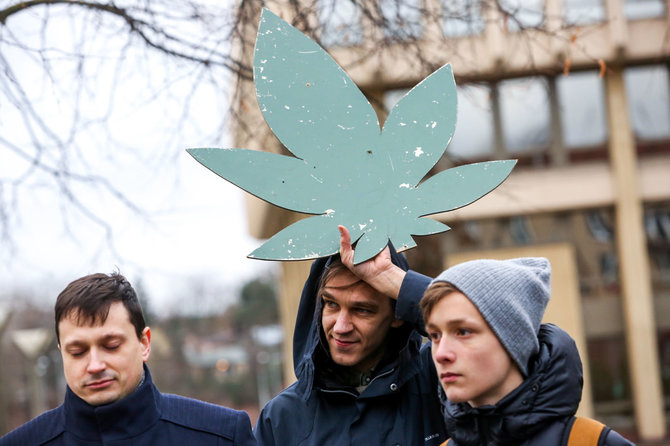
[87, 349, 106, 374]
[433, 337, 456, 363]
[333, 311, 353, 333]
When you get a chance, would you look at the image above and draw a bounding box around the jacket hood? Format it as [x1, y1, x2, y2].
[444, 324, 583, 446]
[291, 245, 410, 398]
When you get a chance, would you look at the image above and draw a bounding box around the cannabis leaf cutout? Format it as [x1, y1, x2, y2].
[188, 8, 516, 264]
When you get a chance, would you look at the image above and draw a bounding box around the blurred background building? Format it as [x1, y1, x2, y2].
[234, 0, 670, 443]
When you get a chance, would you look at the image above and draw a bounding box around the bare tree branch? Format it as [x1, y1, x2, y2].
[1, 0, 652, 266]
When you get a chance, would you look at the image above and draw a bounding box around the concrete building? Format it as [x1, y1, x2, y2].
[232, 0, 670, 441]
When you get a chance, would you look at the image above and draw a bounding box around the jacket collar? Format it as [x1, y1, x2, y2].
[63, 364, 161, 441]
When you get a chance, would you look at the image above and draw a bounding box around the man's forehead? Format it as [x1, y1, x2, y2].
[59, 302, 132, 336]
[323, 273, 390, 306]
[59, 322, 127, 348]
[324, 268, 363, 289]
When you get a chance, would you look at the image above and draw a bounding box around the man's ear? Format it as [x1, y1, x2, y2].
[140, 327, 151, 362]
[391, 318, 404, 328]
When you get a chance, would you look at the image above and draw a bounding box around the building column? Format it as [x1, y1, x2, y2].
[605, 67, 666, 440]
[278, 256, 312, 386]
[547, 77, 567, 166]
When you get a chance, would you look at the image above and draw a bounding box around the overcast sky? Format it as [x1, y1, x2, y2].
[0, 4, 278, 316]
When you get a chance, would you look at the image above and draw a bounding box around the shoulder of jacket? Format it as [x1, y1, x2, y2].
[565, 417, 635, 446]
[599, 427, 636, 446]
[158, 393, 249, 440]
[0, 406, 64, 446]
[256, 385, 315, 445]
[260, 382, 311, 418]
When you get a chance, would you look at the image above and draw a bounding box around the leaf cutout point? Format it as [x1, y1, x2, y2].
[381, 64, 458, 187]
[412, 160, 517, 216]
[249, 214, 341, 261]
[188, 148, 330, 215]
[254, 9, 379, 164]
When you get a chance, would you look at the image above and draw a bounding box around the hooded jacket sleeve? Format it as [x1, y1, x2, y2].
[253, 406, 276, 446]
[601, 428, 636, 446]
[395, 269, 432, 336]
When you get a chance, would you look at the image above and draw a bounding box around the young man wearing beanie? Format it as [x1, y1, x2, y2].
[420, 257, 634, 446]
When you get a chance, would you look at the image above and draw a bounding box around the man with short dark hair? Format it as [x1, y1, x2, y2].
[254, 227, 447, 445]
[1, 272, 257, 446]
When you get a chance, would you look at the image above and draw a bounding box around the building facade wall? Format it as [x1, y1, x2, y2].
[235, 0, 670, 441]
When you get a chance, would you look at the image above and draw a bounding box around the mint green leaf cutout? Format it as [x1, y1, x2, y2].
[188, 8, 517, 264]
[188, 148, 329, 214]
[254, 8, 379, 163]
[411, 160, 518, 216]
[248, 215, 341, 261]
[381, 64, 457, 186]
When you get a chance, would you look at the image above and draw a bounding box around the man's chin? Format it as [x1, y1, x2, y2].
[79, 388, 122, 407]
[87, 395, 120, 407]
[330, 352, 359, 368]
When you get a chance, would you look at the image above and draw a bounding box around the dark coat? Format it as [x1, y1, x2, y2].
[254, 252, 448, 446]
[0, 365, 256, 446]
[443, 324, 635, 446]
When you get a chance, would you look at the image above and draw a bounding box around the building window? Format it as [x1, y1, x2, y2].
[623, 0, 667, 20]
[587, 337, 632, 408]
[577, 208, 631, 417]
[509, 216, 532, 244]
[645, 202, 670, 404]
[318, 1, 363, 47]
[563, 0, 606, 25]
[448, 83, 494, 160]
[557, 71, 608, 149]
[441, 0, 486, 37]
[624, 65, 670, 141]
[498, 0, 544, 31]
[380, 0, 423, 39]
[499, 77, 551, 154]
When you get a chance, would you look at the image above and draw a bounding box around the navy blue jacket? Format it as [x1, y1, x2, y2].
[0, 365, 256, 446]
[254, 252, 448, 446]
[443, 324, 635, 446]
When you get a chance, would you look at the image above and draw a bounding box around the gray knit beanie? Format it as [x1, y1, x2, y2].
[430, 257, 551, 376]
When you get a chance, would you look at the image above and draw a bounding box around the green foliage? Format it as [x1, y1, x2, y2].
[231, 278, 279, 331]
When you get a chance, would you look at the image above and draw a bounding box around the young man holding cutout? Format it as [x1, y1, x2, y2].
[254, 226, 447, 445]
